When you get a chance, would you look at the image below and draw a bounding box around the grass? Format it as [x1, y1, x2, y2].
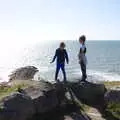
[0, 83, 26, 110]
[103, 81, 120, 119]
[0, 80, 42, 100]
[104, 81, 120, 86]
[0, 80, 37, 100]
[0, 80, 120, 119]
[106, 102, 120, 119]
[104, 81, 120, 89]
[0, 83, 27, 100]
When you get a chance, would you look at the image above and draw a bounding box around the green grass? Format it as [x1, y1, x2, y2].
[0, 80, 40, 100]
[104, 81, 120, 89]
[103, 81, 120, 119]
[106, 102, 120, 119]
[104, 81, 120, 86]
[0, 83, 27, 100]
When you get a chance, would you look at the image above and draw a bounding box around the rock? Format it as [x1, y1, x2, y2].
[0, 93, 35, 120]
[64, 113, 90, 120]
[0, 80, 65, 120]
[68, 82, 106, 105]
[9, 66, 38, 81]
[22, 80, 60, 113]
[104, 90, 120, 103]
[54, 82, 66, 104]
[0, 80, 107, 120]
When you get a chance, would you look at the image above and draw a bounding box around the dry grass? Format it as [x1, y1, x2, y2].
[0, 80, 39, 100]
[104, 81, 120, 89]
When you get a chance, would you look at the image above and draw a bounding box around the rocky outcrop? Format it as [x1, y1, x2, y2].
[0, 93, 35, 120]
[0, 80, 107, 120]
[104, 90, 120, 103]
[23, 81, 60, 113]
[68, 82, 106, 105]
[9, 66, 38, 81]
[0, 66, 108, 120]
[0, 80, 65, 120]
[1, 65, 119, 120]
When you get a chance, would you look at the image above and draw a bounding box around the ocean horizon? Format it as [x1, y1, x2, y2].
[0, 40, 120, 83]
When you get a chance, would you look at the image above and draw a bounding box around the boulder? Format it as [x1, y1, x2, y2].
[0, 93, 35, 120]
[104, 90, 120, 103]
[0, 79, 107, 120]
[22, 81, 60, 113]
[0, 81, 65, 120]
[68, 82, 106, 105]
[9, 66, 38, 81]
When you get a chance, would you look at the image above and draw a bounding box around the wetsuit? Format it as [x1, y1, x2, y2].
[52, 48, 69, 81]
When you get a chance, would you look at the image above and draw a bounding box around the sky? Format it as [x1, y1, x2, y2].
[0, 0, 120, 45]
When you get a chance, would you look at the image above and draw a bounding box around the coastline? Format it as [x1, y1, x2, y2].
[0, 79, 120, 100]
[0, 66, 120, 120]
[0, 79, 120, 120]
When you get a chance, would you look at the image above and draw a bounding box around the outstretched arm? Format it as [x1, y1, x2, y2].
[65, 50, 69, 64]
[51, 50, 57, 63]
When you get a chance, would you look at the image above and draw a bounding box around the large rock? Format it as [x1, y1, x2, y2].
[0, 93, 35, 120]
[104, 90, 120, 103]
[68, 82, 106, 105]
[0, 80, 65, 120]
[9, 66, 38, 81]
[22, 80, 60, 113]
[0, 80, 107, 120]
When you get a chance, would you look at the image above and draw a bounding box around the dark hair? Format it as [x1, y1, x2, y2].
[79, 35, 86, 43]
[60, 42, 65, 47]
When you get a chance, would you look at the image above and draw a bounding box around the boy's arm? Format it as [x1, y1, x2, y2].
[51, 50, 57, 63]
[84, 47, 87, 54]
[65, 50, 69, 64]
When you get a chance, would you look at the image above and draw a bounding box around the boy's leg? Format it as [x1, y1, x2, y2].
[80, 61, 87, 81]
[61, 63, 67, 82]
[55, 63, 60, 82]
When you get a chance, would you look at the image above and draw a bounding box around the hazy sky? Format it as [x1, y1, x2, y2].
[0, 0, 120, 44]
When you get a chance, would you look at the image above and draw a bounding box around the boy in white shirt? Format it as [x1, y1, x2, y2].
[78, 35, 87, 82]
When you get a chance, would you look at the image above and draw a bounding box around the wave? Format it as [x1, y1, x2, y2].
[0, 67, 120, 83]
[72, 69, 120, 82]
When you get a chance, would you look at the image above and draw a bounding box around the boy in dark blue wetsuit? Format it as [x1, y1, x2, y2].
[50, 42, 69, 82]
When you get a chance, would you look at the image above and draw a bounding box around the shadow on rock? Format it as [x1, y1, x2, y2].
[29, 102, 91, 120]
[67, 81, 120, 120]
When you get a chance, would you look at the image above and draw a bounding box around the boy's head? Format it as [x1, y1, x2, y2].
[60, 42, 66, 49]
[79, 35, 86, 44]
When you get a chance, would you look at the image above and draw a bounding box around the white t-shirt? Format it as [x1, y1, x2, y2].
[78, 44, 87, 65]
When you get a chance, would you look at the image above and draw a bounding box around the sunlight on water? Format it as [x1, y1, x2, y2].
[0, 41, 120, 82]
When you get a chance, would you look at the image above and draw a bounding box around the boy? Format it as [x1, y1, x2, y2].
[78, 35, 87, 82]
[51, 42, 69, 82]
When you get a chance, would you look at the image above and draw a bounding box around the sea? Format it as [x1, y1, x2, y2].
[0, 40, 120, 83]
